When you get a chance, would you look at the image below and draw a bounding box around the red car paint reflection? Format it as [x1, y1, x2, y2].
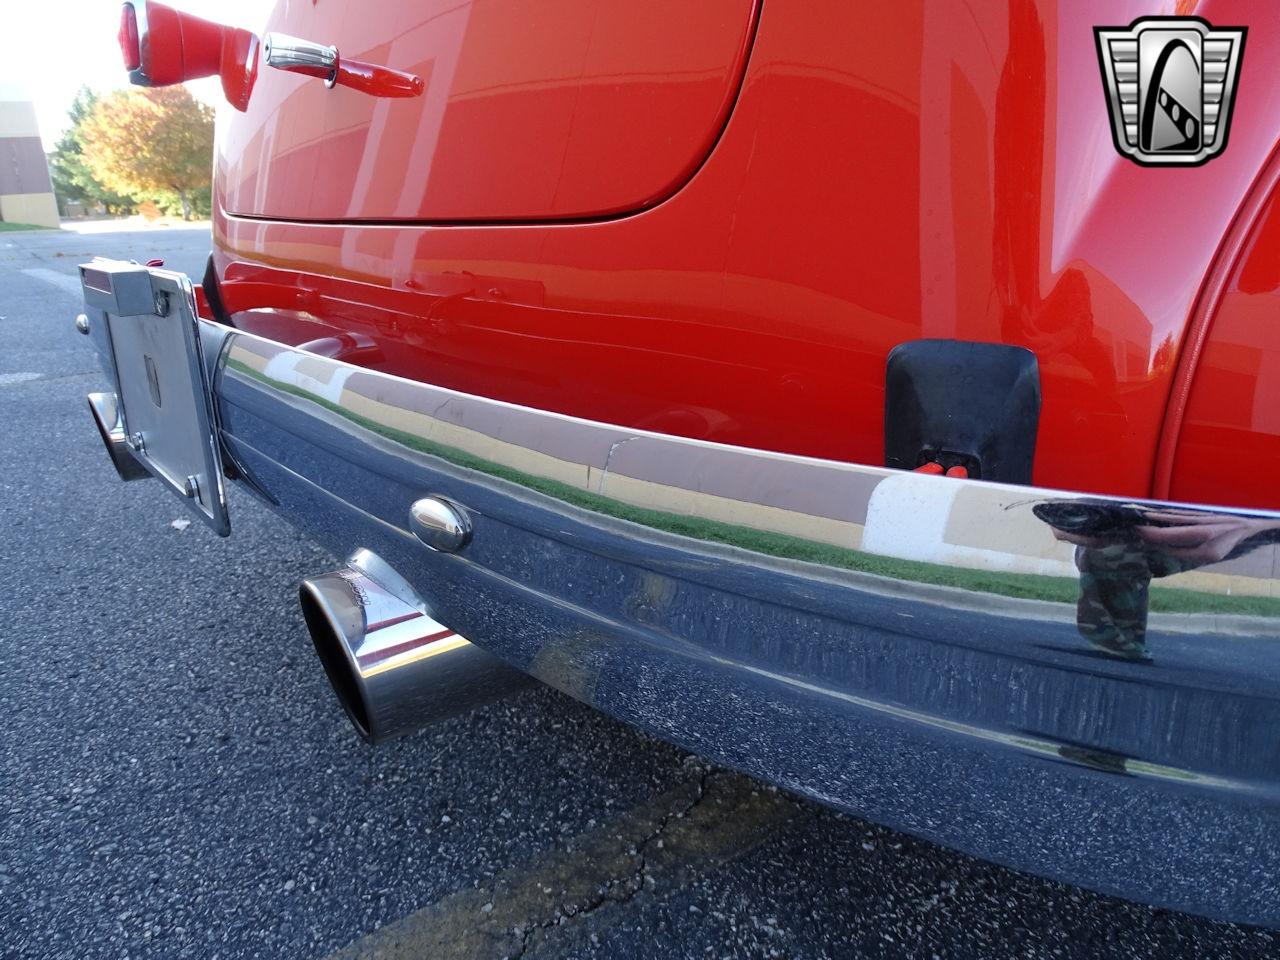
[204, 0, 1280, 510]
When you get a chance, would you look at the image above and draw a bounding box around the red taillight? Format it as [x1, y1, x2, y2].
[80, 267, 114, 296]
[119, 4, 141, 71]
[116, 1, 260, 112]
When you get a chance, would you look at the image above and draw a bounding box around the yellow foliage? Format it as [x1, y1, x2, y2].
[80, 87, 214, 219]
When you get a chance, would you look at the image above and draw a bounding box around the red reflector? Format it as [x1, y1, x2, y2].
[118, 4, 141, 71]
[81, 267, 113, 295]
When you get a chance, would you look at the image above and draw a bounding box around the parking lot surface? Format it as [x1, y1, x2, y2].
[2, 225, 1277, 959]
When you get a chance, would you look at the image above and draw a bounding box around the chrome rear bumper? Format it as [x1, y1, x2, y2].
[88, 296, 1280, 925]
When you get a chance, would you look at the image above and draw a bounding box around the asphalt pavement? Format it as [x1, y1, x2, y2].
[2, 224, 1277, 959]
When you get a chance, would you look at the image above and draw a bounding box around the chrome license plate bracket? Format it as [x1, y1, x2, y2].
[80, 259, 229, 535]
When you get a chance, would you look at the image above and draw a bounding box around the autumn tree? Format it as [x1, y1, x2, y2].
[80, 86, 214, 220]
[47, 88, 135, 215]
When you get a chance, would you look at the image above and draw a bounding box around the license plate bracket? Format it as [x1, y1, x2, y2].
[80, 260, 230, 535]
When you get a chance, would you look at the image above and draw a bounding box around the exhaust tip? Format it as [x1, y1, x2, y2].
[299, 579, 372, 739]
[298, 550, 531, 743]
[87, 392, 150, 482]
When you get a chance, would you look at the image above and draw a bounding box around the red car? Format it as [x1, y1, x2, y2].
[83, 0, 1280, 928]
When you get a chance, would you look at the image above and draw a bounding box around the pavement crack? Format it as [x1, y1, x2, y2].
[591, 766, 713, 911]
[323, 764, 802, 960]
[509, 766, 714, 959]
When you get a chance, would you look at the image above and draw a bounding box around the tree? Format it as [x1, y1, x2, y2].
[47, 88, 135, 215]
[80, 87, 214, 220]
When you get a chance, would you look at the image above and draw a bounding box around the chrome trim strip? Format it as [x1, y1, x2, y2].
[207, 325, 1279, 925]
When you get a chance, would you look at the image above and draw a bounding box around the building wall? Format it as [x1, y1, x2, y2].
[0, 98, 59, 228]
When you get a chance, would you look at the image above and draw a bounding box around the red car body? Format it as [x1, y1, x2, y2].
[198, 0, 1280, 511]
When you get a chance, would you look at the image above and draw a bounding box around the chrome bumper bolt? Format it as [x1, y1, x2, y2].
[74, 313, 91, 335]
[129, 432, 146, 454]
[409, 497, 472, 553]
[183, 474, 201, 499]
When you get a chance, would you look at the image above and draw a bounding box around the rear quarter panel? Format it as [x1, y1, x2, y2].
[213, 0, 1280, 507]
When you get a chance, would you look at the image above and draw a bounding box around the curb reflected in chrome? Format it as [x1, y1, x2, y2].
[299, 549, 531, 743]
[86, 391, 149, 482]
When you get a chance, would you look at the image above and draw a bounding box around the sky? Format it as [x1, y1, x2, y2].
[0, 0, 273, 149]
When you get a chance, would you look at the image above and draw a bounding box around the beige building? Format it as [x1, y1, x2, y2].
[0, 92, 59, 228]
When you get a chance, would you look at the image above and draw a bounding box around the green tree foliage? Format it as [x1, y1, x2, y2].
[47, 88, 135, 215]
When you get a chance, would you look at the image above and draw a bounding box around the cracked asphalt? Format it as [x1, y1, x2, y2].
[3, 225, 1279, 959]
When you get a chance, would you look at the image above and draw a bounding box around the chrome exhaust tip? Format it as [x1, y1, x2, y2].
[86, 392, 149, 482]
[299, 549, 530, 743]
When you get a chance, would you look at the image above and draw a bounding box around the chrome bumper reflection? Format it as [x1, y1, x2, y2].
[206, 326, 1280, 926]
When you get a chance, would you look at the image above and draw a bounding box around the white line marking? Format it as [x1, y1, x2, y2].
[0, 372, 42, 386]
[21, 267, 83, 298]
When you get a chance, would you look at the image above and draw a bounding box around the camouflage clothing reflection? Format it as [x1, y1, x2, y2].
[1073, 542, 1193, 661]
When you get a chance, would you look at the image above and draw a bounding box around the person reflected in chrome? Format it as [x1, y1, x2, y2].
[1034, 502, 1280, 662]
